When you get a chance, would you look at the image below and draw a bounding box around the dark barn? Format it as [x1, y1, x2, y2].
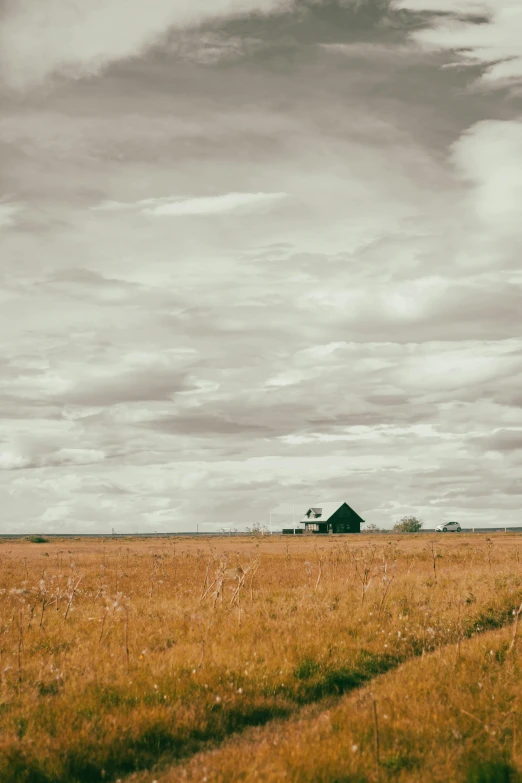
[300, 502, 364, 534]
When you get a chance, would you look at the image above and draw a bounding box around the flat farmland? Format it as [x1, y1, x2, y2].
[2, 534, 522, 783]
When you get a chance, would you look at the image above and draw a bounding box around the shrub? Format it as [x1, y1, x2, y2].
[393, 516, 423, 533]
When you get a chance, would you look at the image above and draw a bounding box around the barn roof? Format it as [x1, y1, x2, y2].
[299, 502, 364, 524]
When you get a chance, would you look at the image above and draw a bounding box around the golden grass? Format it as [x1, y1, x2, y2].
[1, 534, 522, 783]
[151, 623, 522, 783]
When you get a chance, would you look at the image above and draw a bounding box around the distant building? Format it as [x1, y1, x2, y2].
[300, 502, 364, 534]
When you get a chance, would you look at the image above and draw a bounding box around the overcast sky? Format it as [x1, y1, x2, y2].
[1, 0, 521, 533]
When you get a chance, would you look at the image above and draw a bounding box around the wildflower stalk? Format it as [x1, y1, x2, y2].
[63, 575, 83, 622]
[428, 542, 437, 582]
[39, 592, 48, 629]
[17, 606, 23, 694]
[508, 600, 522, 654]
[372, 698, 380, 781]
[98, 608, 108, 644]
[377, 572, 395, 617]
[124, 606, 130, 672]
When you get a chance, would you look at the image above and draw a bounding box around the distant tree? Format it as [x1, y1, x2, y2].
[393, 516, 423, 533]
[365, 523, 381, 533]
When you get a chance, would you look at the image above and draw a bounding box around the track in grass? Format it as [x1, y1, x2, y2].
[2, 535, 522, 783]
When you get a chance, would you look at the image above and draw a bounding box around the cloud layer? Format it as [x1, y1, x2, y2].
[393, 0, 522, 85]
[1, 1, 521, 532]
[96, 192, 288, 217]
[0, 0, 296, 89]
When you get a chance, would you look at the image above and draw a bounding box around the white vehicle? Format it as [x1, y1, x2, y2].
[435, 521, 461, 533]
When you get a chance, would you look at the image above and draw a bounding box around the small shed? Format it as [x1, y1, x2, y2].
[300, 502, 364, 534]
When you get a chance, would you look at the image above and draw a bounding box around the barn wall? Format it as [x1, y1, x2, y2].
[329, 504, 362, 534]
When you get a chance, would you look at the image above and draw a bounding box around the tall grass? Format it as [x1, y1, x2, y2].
[167, 622, 522, 783]
[0, 535, 521, 783]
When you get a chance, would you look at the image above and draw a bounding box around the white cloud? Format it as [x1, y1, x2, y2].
[40, 505, 71, 522]
[392, 0, 522, 86]
[0, 451, 31, 471]
[96, 192, 288, 217]
[0, 201, 24, 227]
[452, 119, 522, 232]
[393, 2, 522, 263]
[47, 449, 107, 466]
[0, 0, 295, 90]
[146, 192, 288, 216]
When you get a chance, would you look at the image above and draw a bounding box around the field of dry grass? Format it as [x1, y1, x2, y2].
[2, 534, 522, 783]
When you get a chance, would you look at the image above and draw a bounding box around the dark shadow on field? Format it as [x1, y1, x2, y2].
[466, 760, 522, 783]
[0, 650, 400, 783]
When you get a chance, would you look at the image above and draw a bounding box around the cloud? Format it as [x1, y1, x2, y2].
[392, 0, 522, 86]
[54, 366, 193, 407]
[2, 1, 522, 531]
[0, 448, 108, 471]
[452, 120, 522, 230]
[46, 448, 107, 466]
[141, 413, 270, 436]
[40, 505, 71, 522]
[96, 192, 288, 217]
[448, 117, 522, 274]
[169, 31, 266, 65]
[0, 0, 296, 90]
[0, 201, 24, 227]
[145, 191, 288, 216]
[477, 429, 522, 453]
[0, 451, 31, 471]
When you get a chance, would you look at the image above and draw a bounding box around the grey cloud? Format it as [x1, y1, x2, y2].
[393, 1, 522, 87]
[502, 482, 522, 496]
[54, 368, 193, 407]
[140, 414, 270, 437]
[49, 268, 134, 286]
[475, 429, 522, 453]
[168, 31, 266, 65]
[81, 481, 137, 495]
[0, 448, 107, 472]
[0, 0, 298, 90]
[38, 268, 183, 312]
[168, 274, 522, 347]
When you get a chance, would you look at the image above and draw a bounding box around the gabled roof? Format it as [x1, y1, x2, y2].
[300, 502, 364, 524]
